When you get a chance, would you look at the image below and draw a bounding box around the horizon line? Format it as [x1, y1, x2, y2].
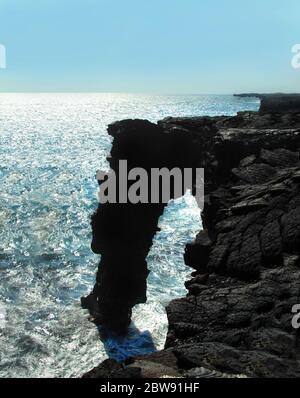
[0, 91, 297, 95]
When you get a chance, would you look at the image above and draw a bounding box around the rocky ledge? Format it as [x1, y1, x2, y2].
[83, 95, 300, 378]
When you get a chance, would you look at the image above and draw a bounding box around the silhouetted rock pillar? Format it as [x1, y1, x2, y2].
[82, 119, 198, 333]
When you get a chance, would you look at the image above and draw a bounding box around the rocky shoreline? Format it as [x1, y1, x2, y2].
[83, 94, 300, 378]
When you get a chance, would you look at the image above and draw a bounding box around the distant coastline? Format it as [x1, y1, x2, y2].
[235, 93, 300, 113]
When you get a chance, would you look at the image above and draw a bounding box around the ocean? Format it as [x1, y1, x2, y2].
[0, 93, 260, 377]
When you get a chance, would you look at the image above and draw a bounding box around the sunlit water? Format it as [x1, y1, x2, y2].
[0, 93, 259, 377]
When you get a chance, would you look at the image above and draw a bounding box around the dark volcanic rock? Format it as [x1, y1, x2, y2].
[84, 95, 300, 378]
[83, 119, 200, 332]
[163, 98, 300, 377]
[259, 94, 300, 114]
[235, 93, 300, 114]
[184, 230, 212, 272]
[82, 350, 181, 378]
[82, 358, 143, 378]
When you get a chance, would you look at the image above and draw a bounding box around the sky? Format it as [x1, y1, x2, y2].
[0, 0, 299, 93]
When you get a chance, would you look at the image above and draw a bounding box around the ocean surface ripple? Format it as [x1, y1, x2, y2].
[0, 93, 259, 377]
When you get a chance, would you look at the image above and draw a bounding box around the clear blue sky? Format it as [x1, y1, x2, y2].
[0, 0, 299, 93]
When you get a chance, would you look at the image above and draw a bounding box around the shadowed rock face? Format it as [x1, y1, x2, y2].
[83, 97, 300, 378]
[235, 93, 300, 114]
[85, 119, 200, 332]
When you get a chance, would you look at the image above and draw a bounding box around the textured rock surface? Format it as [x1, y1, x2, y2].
[83, 95, 300, 378]
[235, 93, 300, 114]
[164, 104, 300, 378]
